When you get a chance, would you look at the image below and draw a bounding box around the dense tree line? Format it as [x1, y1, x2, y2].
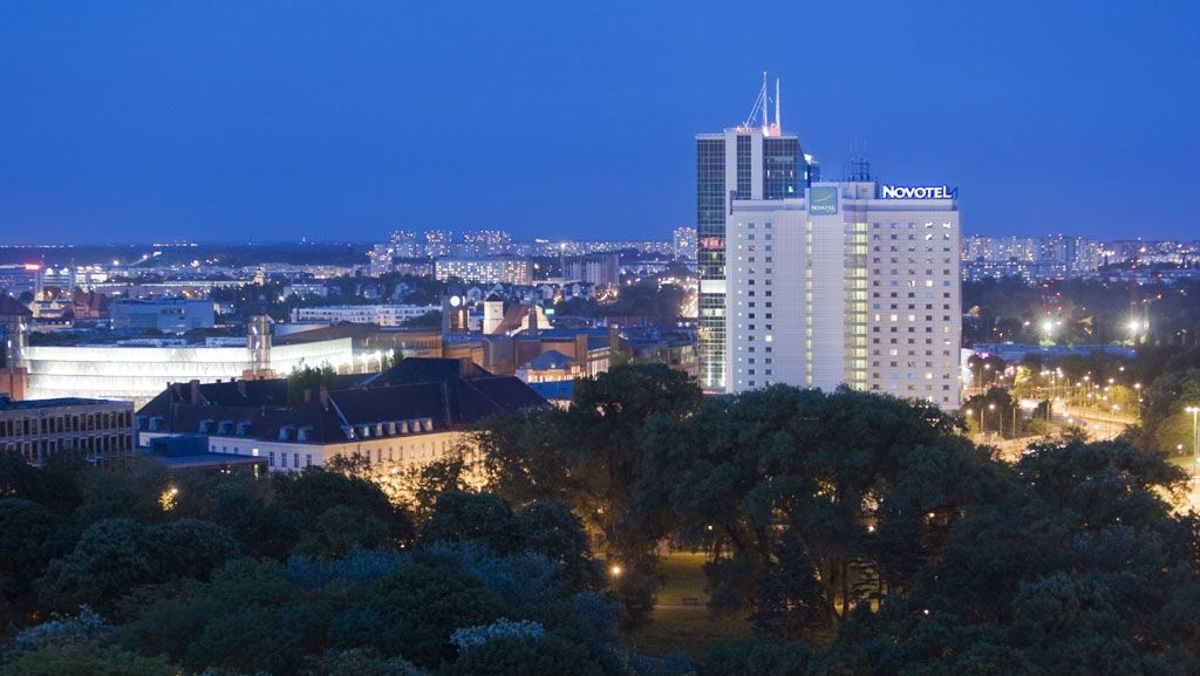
[4, 363, 1200, 674]
[0, 454, 624, 675]
[478, 363, 1200, 673]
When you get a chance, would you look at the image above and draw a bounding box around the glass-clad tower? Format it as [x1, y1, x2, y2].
[696, 121, 809, 393]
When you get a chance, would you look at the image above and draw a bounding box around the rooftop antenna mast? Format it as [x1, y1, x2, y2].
[742, 71, 769, 130]
[774, 78, 781, 133]
[761, 71, 769, 131]
[847, 140, 872, 182]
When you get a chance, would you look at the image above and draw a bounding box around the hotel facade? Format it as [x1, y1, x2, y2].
[724, 181, 961, 408]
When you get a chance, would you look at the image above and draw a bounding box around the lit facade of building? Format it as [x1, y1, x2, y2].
[725, 181, 961, 409]
[424, 230, 455, 258]
[460, 230, 513, 256]
[389, 230, 420, 258]
[435, 257, 533, 285]
[19, 337, 353, 407]
[565, 254, 620, 287]
[0, 265, 44, 298]
[290, 304, 440, 327]
[673, 226, 697, 261]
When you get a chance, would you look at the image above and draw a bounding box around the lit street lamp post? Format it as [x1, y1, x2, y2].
[1187, 406, 1200, 460]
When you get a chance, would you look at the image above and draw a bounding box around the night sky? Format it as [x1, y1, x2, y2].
[1, 1, 1197, 244]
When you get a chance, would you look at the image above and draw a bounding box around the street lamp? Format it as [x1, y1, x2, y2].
[1041, 319, 1056, 343]
[1186, 406, 1200, 460]
[987, 403, 996, 437]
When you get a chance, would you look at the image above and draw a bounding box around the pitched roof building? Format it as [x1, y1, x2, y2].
[136, 358, 545, 474]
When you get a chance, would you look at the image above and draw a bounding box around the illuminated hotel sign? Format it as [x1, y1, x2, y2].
[880, 185, 958, 199]
[807, 186, 839, 215]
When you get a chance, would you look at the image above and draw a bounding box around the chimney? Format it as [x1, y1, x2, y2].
[527, 304, 539, 337]
[318, 384, 329, 410]
[189, 379, 201, 405]
[575, 333, 588, 361]
[236, 379, 246, 397]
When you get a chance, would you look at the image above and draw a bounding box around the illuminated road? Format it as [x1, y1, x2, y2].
[1056, 406, 1133, 441]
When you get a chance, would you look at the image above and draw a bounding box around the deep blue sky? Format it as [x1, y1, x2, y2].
[2, 1, 1197, 244]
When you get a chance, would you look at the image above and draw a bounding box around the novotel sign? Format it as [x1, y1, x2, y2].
[879, 185, 958, 200]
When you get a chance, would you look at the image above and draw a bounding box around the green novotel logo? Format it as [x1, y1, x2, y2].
[808, 186, 838, 215]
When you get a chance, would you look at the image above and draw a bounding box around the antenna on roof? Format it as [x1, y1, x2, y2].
[742, 72, 769, 131]
[761, 71, 769, 131]
[847, 140, 872, 182]
[774, 78, 781, 134]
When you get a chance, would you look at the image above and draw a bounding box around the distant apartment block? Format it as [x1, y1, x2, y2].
[290, 304, 440, 327]
[565, 253, 620, 287]
[961, 234, 1102, 281]
[111, 299, 216, 333]
[389, 230, 420, 258]
[424, 230, 455, 258]
[435, 257, 533, 285]
[673, 226, 697, 261]
[459, 230, 514, 256]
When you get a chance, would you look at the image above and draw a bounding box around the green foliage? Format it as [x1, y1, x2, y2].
[441, 633, 607, 676]
[286, 363, 338, 406]
[698, 639, 817, 676]
[0, 452, 82, 515]
[296, 505, 391, 557]
[273, 467, 414, 545]
[35, 518, 238, 611]
[480, 362, 702, 629]
[35, 519, 157, 610]
[0, 641, 178, 676]
[399, 310, 441, 328]
[0, 499, 72, 603]
[306, 648, 425, 676]
[641, 385, 986, 634]
[515, 499, 602, 591]
[421, 491, 517, 553]
[361, 563, 506, 667]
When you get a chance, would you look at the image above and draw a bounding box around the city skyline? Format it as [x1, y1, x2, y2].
[3, 2, 1198, 244]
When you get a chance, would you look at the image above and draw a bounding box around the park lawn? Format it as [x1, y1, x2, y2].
[657, 551, 710, 606]
[621, 551, 753, 657]
[626, 607, 752, 658]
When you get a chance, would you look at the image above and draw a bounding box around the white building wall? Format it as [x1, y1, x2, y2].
[724, 182, 962, 409]
[808, 212, 848, 391]
[25, 338, 354, 407]
[140, 429, 472, 476]
[865, 204, 961, 409]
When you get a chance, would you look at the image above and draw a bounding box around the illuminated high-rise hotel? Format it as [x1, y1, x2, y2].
[701, 77, 962, 408]
[696, 77, 812, 392]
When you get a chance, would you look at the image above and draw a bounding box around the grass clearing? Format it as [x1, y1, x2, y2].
[621, 551, 753, 657]
[626, 607, 752, 658]
[657, 551, 710, 606]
